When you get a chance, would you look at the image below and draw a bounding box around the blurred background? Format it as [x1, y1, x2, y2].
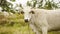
[0, 0, 60, 34]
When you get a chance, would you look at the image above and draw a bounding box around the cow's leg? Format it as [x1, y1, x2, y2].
[41, 26, 48, 34]
[29, 24, 41, 34]
[40, 16, 48, 34]
[35, 30, 41, 34]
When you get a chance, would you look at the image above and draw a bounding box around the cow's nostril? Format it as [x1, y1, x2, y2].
[25, 19, 28, 22]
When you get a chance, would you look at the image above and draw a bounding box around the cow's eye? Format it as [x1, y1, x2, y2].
[21, 11, 24, 14]
[29, 10, 35, 14]
[16, 10, 18, 11]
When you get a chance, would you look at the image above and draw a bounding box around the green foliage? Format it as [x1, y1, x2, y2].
[27, 1, 31, 6]
[0, 0, 15, 13]
[0, 0, 23, 13]
[32, 1, 37, 8]
[27, 0, 60, 9]
[44, 1, 53, 9]
[27, 0, 37, 8]
[43, 1, 60, 9]
[10, 0, 15, 2]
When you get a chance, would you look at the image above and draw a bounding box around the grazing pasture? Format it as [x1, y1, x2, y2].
[0, 11, 60, 34]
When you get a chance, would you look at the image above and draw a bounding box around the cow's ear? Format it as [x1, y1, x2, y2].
[21, 11, 24, 14]
[30, 10, 35, 14]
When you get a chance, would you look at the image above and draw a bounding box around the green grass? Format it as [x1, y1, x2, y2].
[0, 13, 60, 34]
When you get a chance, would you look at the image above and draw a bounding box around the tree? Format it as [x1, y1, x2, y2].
[27, 0, 60, 9]
[0, 0, 13, 12]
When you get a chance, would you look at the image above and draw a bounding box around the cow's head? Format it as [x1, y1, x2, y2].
[21, 7, 35, 22]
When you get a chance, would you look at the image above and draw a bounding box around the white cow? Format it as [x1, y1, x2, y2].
[23, 7, 60, 34]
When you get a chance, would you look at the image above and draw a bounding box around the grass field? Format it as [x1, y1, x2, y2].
[0, 13, 60, 34]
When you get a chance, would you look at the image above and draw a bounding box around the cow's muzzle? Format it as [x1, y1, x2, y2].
[25, 19, 28, 22]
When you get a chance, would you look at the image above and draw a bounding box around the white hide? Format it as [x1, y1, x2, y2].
[23, 8, 60, 34]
